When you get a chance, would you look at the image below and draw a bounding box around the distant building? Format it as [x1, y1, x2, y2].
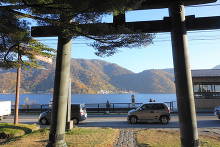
[192, 69, 220, 111]
[97, 90, 112, 94]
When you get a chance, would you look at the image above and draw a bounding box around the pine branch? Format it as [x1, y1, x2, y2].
[4, 44, 17, 62]
[7, 9, 59, 25]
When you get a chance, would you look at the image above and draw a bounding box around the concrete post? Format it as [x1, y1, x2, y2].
[66, 79, 73, 130]
[67, 79, 71, 122]
[169, 2, 199, 147]
[47, 34, 72, 147]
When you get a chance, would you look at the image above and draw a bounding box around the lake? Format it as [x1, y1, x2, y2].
[0, 93, 176, 105]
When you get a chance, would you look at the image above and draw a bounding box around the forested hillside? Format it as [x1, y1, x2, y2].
[0, 59, 176, 94]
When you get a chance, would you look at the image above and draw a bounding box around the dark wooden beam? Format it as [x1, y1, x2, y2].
[187, 16, 220, 30]
[113, 12, 126, 26]
[139, 0, 217, 10]
[27, 0, 217, 14]
[31, 16, 220, 37]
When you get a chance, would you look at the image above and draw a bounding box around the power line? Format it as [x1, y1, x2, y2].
[40, 37, 220, 43]
[154, 38, 220, 42]
[42, 38, 220, 45]
[157, 30, 220, 36]
[35, 30, 220, 41]
[37, 35, 220, 41]
[38, 35, 220, 42]
[35, 30, 220, 43]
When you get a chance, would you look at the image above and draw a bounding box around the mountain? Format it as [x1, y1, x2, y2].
[0, 59, 176, 94]
[213, 65, 220, 69]
[110, 69, 175, 93]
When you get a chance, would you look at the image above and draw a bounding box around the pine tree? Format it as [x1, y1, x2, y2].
[0, 0, 154, 57]
[0, 10, 54, 68]
[0, 9, 55, 124]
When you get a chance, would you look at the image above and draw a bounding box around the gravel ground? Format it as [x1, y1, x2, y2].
[199, 128, 220, 137]
[115, 129, 137, 147]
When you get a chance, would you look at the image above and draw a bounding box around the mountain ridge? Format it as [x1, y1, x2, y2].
[0, 58, 176, 94]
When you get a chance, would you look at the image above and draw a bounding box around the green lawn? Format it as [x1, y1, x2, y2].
[0, 123, 39, 138]
[1, 124, 220, 147]
[1, 127, 119, 147]
[136, 129, 220, 147]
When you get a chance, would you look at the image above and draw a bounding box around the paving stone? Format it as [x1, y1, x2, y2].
[115, 129, 137, 147]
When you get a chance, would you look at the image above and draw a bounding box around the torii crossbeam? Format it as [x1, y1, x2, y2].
[31, 0, 220, 147]
[32, 16, 220, 37]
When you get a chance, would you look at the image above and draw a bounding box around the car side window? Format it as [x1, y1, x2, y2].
[141, 104, 165, 110]
[152, 104, 165, 110]
[141, 104, 151, 110]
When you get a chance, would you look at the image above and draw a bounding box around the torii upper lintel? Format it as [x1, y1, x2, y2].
[138, 0, 217, 10]
[31, 16, 220, 37]
[32, 0, 217, 14]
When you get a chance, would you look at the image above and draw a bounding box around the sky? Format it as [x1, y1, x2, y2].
[35, 0, 220, 73]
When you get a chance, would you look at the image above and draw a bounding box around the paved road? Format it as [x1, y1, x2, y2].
[78, 114, 220, 129]
[1, 114, 220, 147]
[1, 113, 220, 129]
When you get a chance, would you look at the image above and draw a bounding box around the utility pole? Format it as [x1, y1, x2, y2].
[14, 60, 21, 124]
[169, 2, 199, 147]
[47, 34, 72, 147]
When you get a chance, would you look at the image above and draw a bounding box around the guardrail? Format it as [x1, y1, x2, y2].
[11, 101, 177, 113]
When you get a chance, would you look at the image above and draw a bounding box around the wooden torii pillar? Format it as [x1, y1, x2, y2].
[31, 0, 220, 147]
[169, 2, 199, 146]
[48, 33, 71, 147]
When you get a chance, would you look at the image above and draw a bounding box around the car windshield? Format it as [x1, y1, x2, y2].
[136, 104, 144, 110]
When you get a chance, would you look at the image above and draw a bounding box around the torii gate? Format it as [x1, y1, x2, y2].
[31, 0, 220, 147]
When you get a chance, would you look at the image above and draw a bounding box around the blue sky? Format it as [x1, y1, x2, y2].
[36, 0, 220, 73]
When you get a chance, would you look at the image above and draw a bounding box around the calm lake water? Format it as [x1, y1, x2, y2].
[0, 93, 176, 105]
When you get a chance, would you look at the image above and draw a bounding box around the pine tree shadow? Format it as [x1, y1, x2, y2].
[0, 124, 35, 145]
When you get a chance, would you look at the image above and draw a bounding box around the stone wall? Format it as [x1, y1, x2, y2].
[195, 98, 220, 112]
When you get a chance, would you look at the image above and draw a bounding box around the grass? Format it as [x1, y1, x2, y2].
[1, 127, 120, 147]
[2, 125, 219, 147]
[66, 128, 119, 147]
[136, 129, 220, 147]
[0, 123, 39, 138]
[1, 128, 48, 147]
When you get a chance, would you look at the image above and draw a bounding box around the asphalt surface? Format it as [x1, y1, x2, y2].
[1, 113, 220, 129]
[1, 113, 220, 147]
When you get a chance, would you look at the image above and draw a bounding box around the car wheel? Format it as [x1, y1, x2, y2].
[129, 116, 137, 124]
[72, 118, 79, 125]
[160, 116, 169, 124]
[40, 117, 49, 125]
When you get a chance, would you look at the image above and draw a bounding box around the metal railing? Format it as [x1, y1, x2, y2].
[11, 101, 177, 113]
